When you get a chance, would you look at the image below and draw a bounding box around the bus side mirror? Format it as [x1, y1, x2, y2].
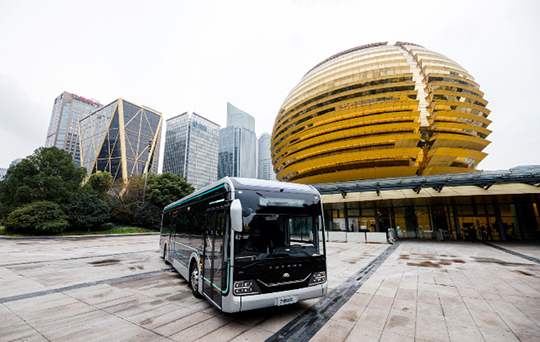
[230, 199, 243, 233]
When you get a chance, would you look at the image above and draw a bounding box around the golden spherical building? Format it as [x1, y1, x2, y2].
[271, 42, 491, 184]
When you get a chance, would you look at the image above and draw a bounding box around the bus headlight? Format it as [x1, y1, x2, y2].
[308, 271, 326, 286]
[233, 280, 261, 296]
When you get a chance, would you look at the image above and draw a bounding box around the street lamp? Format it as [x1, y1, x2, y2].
[142, 139, 152, 204]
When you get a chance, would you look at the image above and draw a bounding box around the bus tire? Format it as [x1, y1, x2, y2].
[190, 262, 202, 298]
[163, 244, 169, 264]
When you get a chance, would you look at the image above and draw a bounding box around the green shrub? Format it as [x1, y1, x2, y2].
[134, 202, 162, 229]
[62, 191, 110, 231]
[6, 201, 68, 234]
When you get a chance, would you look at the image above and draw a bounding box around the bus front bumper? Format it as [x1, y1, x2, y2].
[222, 282, 327, 313]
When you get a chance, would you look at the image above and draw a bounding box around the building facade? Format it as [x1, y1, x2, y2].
[163, 112, 220, 190]
[79, 98, 162, 183]
[315, 167, 540, 241]
[272, 42, 491, 184]
[258, 133, 276, 180]
[45, 91, 102, 166]
[218, 103, 257, 178]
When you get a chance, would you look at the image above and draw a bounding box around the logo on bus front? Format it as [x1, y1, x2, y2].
[282, 273, 290, 278]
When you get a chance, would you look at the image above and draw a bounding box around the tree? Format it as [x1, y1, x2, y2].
[134, 201, 162, 228]
[5, 201, 69, 234]
[0, 147, 86, 216]
[62, 191, 110, 231]
[146, 172, 194, 209]
[83, 171, 113, 199]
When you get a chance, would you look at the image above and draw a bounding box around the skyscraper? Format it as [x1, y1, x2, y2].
[258, 133, 276, 180]
[45, 91, 102, 166]
[79, 98, 162, 183]
[218, 103, 257, 178]
[163, 112, 220, 190]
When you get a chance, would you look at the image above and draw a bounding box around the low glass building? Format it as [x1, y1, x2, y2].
[315, 167, 540, 241]
[79, 98, 162, 183]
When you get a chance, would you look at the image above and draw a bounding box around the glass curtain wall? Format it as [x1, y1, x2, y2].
[323, 194, 540, 241]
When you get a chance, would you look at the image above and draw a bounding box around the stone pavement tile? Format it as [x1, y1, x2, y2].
[136, 306, 195, 330]
[515, 333, 540, 342]
[391, 298, 416, 317]
[417, 288, 440, 306]
[457, 286, 483, 299]
[154, 311, 213, 336]
[3, 291, 73, 313]
[0, 309, 39, 341]
[254, 305, 307, 333]
[310, 318, 355, 342]
[194, 322, 250, 342]
[441, 303, 476, 327]
[331, 293, 371, 324]
[415, 316, 449, 342]
[22, 301, 99, 330]
[229, 327, 273, 341]
[355, 307, 390, 331]
[505, 295, 540, 326]
[379, 330, 414, 342]
[356, 277, 382, 295]
[446, 322, 485, 342]
[489, 300, 540, 338]
[344, 326, 382, 342]
[478, 327, 520, 342]
[43, 312, 128, 341]
[366, 294, 394, 311]
[110, 296, 172, 319]
[395, 288, 417, 301]
[417, 301, 444, 320]
[92, 323, 165, 342]
[126, 302, 184, 324]
[168, 315, 231, 342]
[382, 310, 415, 338]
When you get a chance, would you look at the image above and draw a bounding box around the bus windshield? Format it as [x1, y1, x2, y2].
[234, 190, 324, 264]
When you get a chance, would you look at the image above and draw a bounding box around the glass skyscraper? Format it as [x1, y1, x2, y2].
[79, 98, 162, 183]
[45, 91, 102, 166]
[258, 133, 276, 180]
[162, 112, 220, 190]
[218, 103, 257, 179]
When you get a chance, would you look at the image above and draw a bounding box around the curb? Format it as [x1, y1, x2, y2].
[0, 232, 161, 240]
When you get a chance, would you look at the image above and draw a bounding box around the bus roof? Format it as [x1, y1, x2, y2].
[163, 177, 317, 212]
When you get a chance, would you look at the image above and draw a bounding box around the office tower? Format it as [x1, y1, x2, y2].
[258, 133, 276, 180]
[79, 98, 162, 183]
[218, 103, 257, 179]
[45, 91, 102, 166]
[163, 112, 220, 190]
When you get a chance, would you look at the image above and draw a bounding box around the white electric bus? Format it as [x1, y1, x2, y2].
[160, 177, 327, 313]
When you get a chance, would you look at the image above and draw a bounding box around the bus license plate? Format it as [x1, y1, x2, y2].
[276, 295, 298, 306]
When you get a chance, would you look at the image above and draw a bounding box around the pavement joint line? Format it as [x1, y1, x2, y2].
[266, 241, 402, 342]
[0, 268, 174, 304]
[484, 242, 540, 264]
[0, 249, 158, 267]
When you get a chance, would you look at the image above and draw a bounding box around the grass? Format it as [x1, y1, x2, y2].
[0, 225, 158, 237]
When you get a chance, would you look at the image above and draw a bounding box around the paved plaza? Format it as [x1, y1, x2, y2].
[0, 235, 539, 341]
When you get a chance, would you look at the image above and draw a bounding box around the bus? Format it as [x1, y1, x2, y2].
[159, 177, 327, 313]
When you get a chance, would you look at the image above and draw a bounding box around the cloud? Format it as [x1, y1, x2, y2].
[0, 75, 49, 167]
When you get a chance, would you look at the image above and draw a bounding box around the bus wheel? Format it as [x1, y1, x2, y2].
[190, 262, 202, 298]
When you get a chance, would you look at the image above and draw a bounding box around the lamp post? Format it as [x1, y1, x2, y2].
[142, 139, 152, 204]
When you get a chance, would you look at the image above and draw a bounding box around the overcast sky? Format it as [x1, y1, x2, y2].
[1, 0, 539, 172]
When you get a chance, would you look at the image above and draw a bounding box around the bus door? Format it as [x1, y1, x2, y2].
[202, 209, 227, 307]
